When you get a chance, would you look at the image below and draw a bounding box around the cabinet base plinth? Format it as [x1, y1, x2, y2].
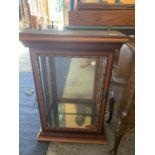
[37, 130, 107, 144]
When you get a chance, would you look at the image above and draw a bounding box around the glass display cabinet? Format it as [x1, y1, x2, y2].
[19, 29, 128, 144]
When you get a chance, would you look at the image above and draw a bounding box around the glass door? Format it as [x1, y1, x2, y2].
[37, 55, 107, 130]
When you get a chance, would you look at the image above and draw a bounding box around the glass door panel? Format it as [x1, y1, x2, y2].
[37, 56, 107, 130]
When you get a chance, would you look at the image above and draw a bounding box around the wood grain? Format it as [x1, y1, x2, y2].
[37, 129, 107, 144]
[19, 30, 128, 50]
[69, 10, 135, 26]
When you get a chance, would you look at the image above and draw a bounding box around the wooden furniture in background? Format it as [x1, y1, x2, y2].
[19, 29, 128, 144]
[107, 42, 135, 155]
[76, 3, 134, 10]
[69, 3, 134, 27]
[69, 10, 134, 26]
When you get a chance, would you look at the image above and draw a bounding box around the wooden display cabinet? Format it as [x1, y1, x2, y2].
[19, 29, 128, 144]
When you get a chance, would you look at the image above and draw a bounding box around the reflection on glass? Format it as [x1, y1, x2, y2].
[38, 56, 107, 129]
[56, 57, 96, 99]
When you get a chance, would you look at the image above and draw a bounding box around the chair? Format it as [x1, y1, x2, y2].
[107, 42, 135, 123]
[106, 42, 135, 155]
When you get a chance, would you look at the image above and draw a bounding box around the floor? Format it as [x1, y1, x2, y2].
[19, 72, 49, 155]
[19, 44, 135, 155]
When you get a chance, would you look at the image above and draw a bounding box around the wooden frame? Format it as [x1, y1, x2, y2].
[30, 49, 112, 129]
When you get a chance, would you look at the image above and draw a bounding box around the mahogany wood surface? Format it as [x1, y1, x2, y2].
[69, 10, 135, 26]
[19, 29, 127, 41]
[19, 30, 128, 50]
[36, 130, 107, 144]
